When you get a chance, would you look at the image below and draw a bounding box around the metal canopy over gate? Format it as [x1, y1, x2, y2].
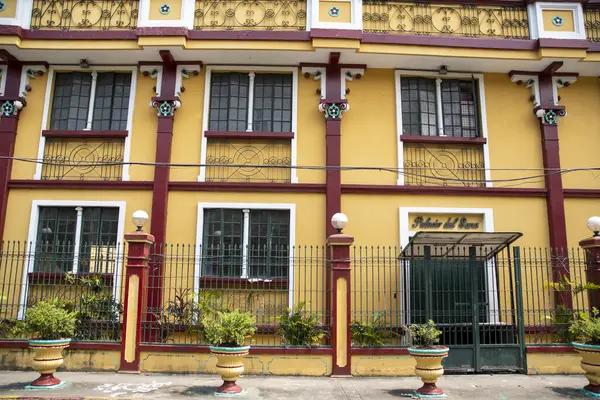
[400, 231, 525, 373]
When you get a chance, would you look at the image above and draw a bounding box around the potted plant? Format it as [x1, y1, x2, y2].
[571, 308, 600, 396]
[407, 320, 449, 398]
[203, 309, 256, 394]
[13, 299, 77, 389]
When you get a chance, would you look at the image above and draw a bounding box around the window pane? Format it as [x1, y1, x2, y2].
[202, 209, 243, 277]
[208, 73, 249, 132]
[79, 207, 119, 273]
[50, 72, 92, 131]
[92, 72, 132, 131]
[441, 79, 479, 138]
[34, 207, 77, 272]
[248, 210, 290, 279]
[253, 74, 293, 132]
[400, 77, 437, 136]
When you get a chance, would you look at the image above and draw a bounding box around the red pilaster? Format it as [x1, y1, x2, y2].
[0, 60, 23, 243]
[147, 55, 178, 338]
[537, 73, 571, 308]
[325, 59, 342, 237]
[580, 236, 600, 310]
[328, 233, 353, 376]
[120, 231, 155, 372]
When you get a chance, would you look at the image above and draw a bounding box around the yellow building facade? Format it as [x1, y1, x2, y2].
[0, 0, 599, 376]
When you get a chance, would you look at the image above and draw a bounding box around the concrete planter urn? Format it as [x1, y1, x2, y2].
[408, 346, 449, 398]
[209, 346, 250, 394]
[27, 339, 71, 389]
[573, 342, 600, 396]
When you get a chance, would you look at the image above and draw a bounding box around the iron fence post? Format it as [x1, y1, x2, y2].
[327, 232, 354, 376]
[513, 246, 527, 372]
[119, 231, 155, 372]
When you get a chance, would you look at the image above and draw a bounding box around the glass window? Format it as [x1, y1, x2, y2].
[202, 208, 290, 279]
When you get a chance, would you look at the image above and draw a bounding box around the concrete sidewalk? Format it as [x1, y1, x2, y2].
[0, 371, 593, 399]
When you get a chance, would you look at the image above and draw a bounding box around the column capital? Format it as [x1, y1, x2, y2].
[327, 233, 354, 246]
[150, 96, 181, 117]
[580, 236, 600, 249]
[124, 231, 156, 244]
[319, 98, 349, 120]
[0, 96, 26, 118]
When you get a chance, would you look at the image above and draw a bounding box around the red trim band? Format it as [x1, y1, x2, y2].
[42, 130, 129, 139]
[400, 135, 487, 145]
[351, 347, 409, 355]
[204, 131, 294, 140]
[526, 345, 575, 354]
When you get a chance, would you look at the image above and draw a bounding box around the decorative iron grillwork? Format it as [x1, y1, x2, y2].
[585, 8, 600, 42]
[31, 0, 139, 31]
[403, 142, 485, 187]
[41, 138, 125, 180]
[206, 139, 291, 183]
[194, 0, 307, 30]
[362, 2, 529, 39]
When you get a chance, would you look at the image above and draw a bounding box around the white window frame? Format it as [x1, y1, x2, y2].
[198, 66, 299, 183]
[18, 200, 127, 319]
[395, 70, 491, 188]
[398, 206, 499, 329]
[34, 66, 138, 181]
[0, 65, 7, 96]
[195, 202, 296, 308]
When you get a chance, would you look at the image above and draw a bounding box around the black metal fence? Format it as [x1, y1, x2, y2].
[351, 245, 590, 348]
[0, 241, 126, 342]
[141, 244, 330, 347]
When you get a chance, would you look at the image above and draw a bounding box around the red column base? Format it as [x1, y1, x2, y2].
[216, 380, 243, 394]
[31, 373, 61, 387]
[585, 384, 600, 394]
[417, 383, 444, 396]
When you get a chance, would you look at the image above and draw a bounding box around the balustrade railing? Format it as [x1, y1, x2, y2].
[41, 137, 125, 181]
[585, 7, 600, 42]
[31, 0, 139, 31]
[205, 139, 292, 183]
[403, 142, 485, 187]
[362, 2, 529, 39]
[194, 0, 307, 30]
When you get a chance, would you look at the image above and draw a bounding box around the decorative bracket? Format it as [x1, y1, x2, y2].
[175, 65, 201, 97]
[19, 66, 47, 99]
[140, 65, 164, 97]
[150, 97, 181, 117]
[301, 67, 326, 97]
[318, 99, 349, 120]
[552, 76, 577, 106]
[510, 73, 540, 107]
[341, 68, 364, 99]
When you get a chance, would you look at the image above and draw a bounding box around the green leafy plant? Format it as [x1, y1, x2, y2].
[570, 308, 600, 345]
[408, 320, 442, 349]
[351, 313, 401, 347]
[13, 299, 77, 340]
[203, 310, 256, 347]
[277, 302, 326, 348]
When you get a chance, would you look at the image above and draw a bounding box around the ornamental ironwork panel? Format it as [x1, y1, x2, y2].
[584, 8, 600, 42]
[362, 2, 529, 39]
[206, 139, 291, 183]
[31, 0, 139, 30]
[403, 143, 485, 187]
[194, 0, 307, 30]
[41, 138, 125, 180]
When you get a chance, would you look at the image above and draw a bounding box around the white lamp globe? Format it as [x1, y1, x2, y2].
[588, 216, 600, 237]
[132, 210, 149, 231]
[331, 213, 348, 233]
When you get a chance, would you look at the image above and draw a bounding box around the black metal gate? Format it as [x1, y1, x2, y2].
[401, 234, 526, 373]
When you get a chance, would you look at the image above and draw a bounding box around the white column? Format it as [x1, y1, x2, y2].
[241, 209, 250, 278]
[85, 71, 98, 130]
[435, 78, 444, 136]
[72, 206, 84, 274]
[246, 72, 255, 132]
